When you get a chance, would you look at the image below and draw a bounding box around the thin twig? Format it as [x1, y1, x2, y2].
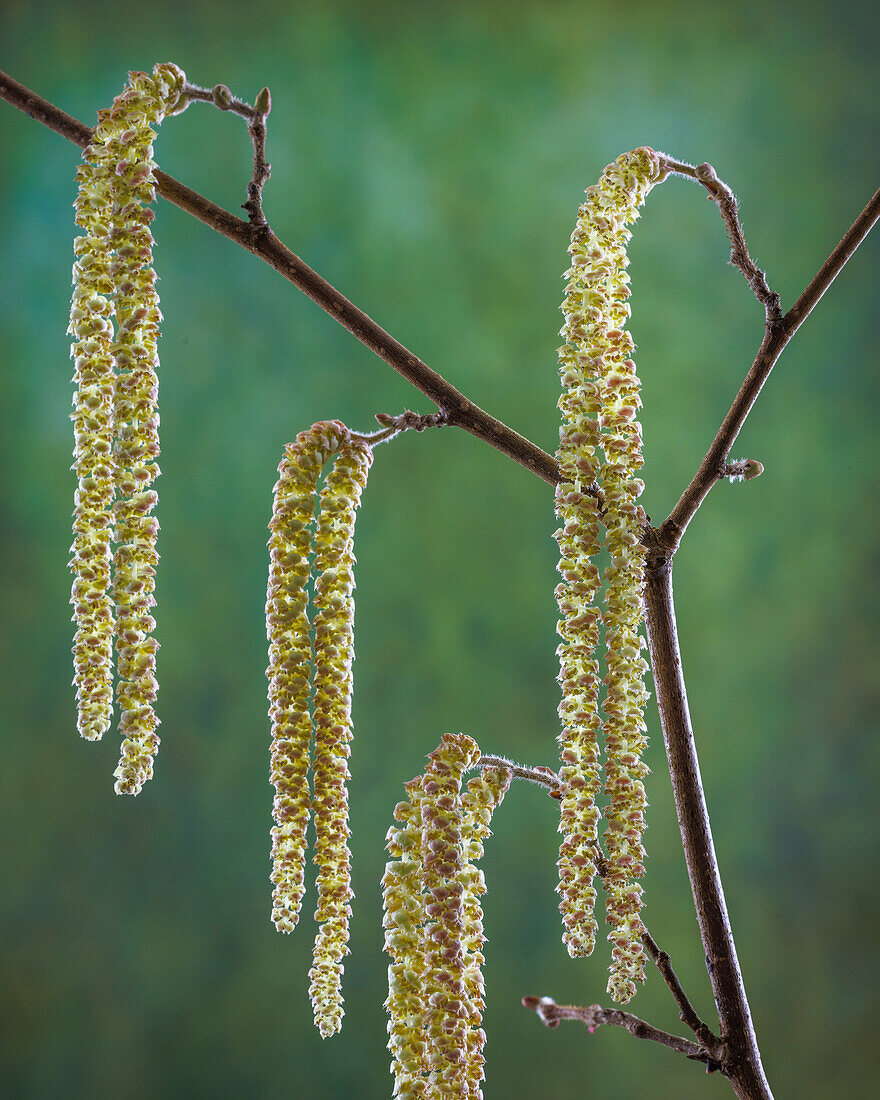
[0, 68, 560, 487]
[374, 408, 447, 433]
[184, 81, 273, 227]
[660, 156, 782, 324]
[477, 755, 716, 1048]
[475, 754, 563, 794]
[521, 996, 722, 1071]
[641, 930, 720, 1054]
[662, 182, 880, 546]
[350, 408, 447, 447]
[243, 89, 271, 226]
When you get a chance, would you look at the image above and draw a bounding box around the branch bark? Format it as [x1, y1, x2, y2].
[662, 183, 880, 545]
[642, 556, 772, 1099]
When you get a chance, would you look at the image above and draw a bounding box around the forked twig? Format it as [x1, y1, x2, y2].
[184, 81, 273, 226]
[521, 996, 723, 1072]
[478, 756, 719, 1049]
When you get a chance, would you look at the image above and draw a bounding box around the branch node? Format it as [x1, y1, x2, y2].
[721, 458, 764, 483]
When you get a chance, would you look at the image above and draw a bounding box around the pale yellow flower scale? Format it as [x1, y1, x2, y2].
[96, 65, 187, 796]
[419, 733, 481, 1100]
[69, 195, 116, 740]
[594, 151, 663, 1002]
[382, 740, 508, 1099]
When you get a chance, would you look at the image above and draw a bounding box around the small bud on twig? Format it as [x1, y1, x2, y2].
[211, 84, 233, 110]
[723, 457, 764, 483]
[255, 87, 271, 116]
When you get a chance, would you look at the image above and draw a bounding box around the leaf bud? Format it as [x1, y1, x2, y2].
[211, 84, 234, 110]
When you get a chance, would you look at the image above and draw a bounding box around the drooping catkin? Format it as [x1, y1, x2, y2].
[266, 420, 352, 934]
[69, 163, 117, 742]
[383, 735, 507, 1100]
[383, 778, 429, 1099]
[458, 765, 512, 1097]
[420, 734, 482, 1098]
[68, 63, 188, 790]
[265, 420, 374, 1036]
[555, 148, 666, 997]
[309, 439, 373, 1037]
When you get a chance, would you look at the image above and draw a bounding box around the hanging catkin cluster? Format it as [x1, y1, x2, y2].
[554, 147, 666, 1001]
[68, 63, 188, 794]
[265, 420, 373, 1038]
[383, 733, 511, 1099]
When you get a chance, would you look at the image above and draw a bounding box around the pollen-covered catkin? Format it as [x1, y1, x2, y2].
[382, 737, 505, 1099]
[458, 765, 512, 1097]
[68, 63, 187, 787]
[309, 439, 373, 1038]
[266, 420, 351, 934]
[69, 160, 117, 741]
[383, 778, 429, 1098]
[555, 148, 665, 993]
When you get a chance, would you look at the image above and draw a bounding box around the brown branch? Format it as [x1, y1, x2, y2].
[642, 559, 773, 1099]
[661, 181, 880, 546]
[521, 996, 722, 1071]
[0, 68, 560, 487]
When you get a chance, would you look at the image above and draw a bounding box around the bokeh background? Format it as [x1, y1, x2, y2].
[2, 1, 878, 1096]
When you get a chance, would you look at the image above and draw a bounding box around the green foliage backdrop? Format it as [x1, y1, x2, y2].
[1, 2, 878, 1096]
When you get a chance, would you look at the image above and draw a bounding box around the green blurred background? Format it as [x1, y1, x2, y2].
[1, 1, 878, 1096]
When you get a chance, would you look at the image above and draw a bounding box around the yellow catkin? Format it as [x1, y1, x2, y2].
[420, 734, 482, 1098]
[458, 765, 512, 1098]
[383, 777, 429, 1099]
[266, 420, 350, 934]
[555, 148, 665, 995]
[382, 738, 508, 1099]
[265, 420, 375, 1036]
[68, 63, 187, 786]
[309, 439, 373, 1037]
[69, 163, 117, 741]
